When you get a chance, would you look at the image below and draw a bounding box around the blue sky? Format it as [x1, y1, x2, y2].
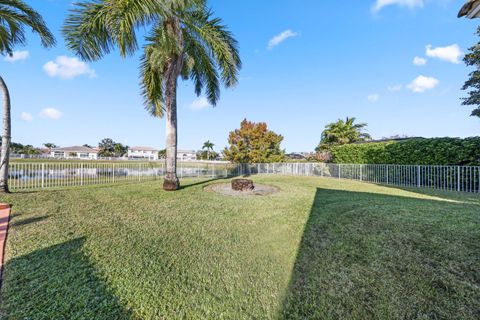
[3, 0, 480, 152]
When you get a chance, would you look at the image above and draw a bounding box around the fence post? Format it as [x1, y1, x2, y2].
[338, 164, 341, 179]
[457, 167, 461, 192]
[359, 165, 362, 181]
[41, 163, 45, 189]
[112, 163, 115, 184]
[80, 163, 84, 186]
[386, 165, 389, 184]
[417, 165, 421, 188]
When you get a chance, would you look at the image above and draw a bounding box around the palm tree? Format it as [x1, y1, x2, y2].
[316, 117, 371, 151]
[0, 0, 55, 193]
[202, 140, 214, 160]
[63, 0, 241, 191]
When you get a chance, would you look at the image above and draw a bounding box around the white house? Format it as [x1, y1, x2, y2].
[51, 146, 99, 160]
[177, 149, 197, 161]
[128, 146, 159, 160]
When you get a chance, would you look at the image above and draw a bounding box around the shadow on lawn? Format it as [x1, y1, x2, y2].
[9, 215, 50, 228]
[0, 237, 132, 319]
[281, 188, 480, 320]
[179, 177, 226, 190]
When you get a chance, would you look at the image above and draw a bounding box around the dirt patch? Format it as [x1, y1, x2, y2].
[204, 183, 280, 197]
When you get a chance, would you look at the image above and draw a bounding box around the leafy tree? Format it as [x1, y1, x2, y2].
[43, 143, 58, 149]
[462, 26, 480, 117]
[0, 0, 55, 193]
[158, 149, 167, 160]
[1, 140, 40, 155]
[63, 0, 241, 191]
[316, 117, 371, 152]
[98, 138, 128, 157]
[83, 144, 93, 148]
[224, 119, 285, 163]
[202, 140, 215, 160]
[113, 143, 128, 157]
[197, 150, 218, 160]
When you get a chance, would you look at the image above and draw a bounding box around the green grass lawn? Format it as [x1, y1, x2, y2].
[1, 176, 479, 319]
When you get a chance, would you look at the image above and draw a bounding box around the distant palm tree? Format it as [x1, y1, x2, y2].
[0, 0, 55, 193]
[317, 117, 371, 151]
[63, 0, 241, 191]
[202, 140, 214, 160]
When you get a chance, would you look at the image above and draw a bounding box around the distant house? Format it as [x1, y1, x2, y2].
[177, 149, 197, 161]
[128, 146, 159, 161]
[51, 146, 99, 160]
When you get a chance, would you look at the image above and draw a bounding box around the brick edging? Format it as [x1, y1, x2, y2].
[0, 203, 11, 289]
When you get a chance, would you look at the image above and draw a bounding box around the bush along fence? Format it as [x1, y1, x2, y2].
[8, 162, 480, 193]
[330, 137, 480, 166]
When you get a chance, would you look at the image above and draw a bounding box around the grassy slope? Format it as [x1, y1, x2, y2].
[0, 176, 479, 319]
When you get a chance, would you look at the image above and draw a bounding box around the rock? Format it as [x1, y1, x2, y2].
[231, 179, 254, 191]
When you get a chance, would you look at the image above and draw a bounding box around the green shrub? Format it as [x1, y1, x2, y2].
[330, 137, 480, 166]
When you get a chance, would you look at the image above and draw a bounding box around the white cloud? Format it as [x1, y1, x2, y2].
[20, 112, 33, 122]
[40, 108, 62, 120]
[425, 44, 463, 64]
[372, 0, 423, 12]
[4, 51, 29, 62]
[407, 75, 439, 93]
[43, 56, 96, 79]
[368, 94, 380, 102]
[388, 84, 403, 92]
[413, 56, 427, 66]
[190, 97, 210, 110]
[268, 30, 298, 49]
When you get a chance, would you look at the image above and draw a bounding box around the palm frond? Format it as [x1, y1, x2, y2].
[183, 30, 220, 105]
[140, 45, 168, 118]
[0, 0, 55, 55]
[183, 8, 241, 88]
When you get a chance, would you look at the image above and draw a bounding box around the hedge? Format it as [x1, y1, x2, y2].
[330, 137, 480, 166]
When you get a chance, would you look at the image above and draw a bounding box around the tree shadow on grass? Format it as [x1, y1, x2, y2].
[9, 215, 50, 228]
[281, 188, 480, 320]
[179, 177, 226, 190]
[0, 237, 133, 319]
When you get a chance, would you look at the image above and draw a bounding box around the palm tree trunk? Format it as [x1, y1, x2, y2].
[0, 76, 11, 193]
[163, 55, 184, 191]
[162, 18, 185, 191]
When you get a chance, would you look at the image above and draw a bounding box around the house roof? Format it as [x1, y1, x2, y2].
[177, 149, 196, 154]
[52, 146, 99, 153]
[129, 146, 158, 151]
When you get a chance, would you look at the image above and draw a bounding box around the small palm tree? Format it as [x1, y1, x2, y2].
[202, 140, 214, 160]
[0, 0, 55, 193]
[64, 0, 241, 191]
[317, 117, 371, 151]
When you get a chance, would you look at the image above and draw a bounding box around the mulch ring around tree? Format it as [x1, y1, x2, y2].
[204, 183, 280, 197]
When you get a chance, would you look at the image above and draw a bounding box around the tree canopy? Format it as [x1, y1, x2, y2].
[224, 119, 285, 163]
[98, 138, 128, 157]
[461, 26, 480, 118]
[316, 117, 371, 152]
